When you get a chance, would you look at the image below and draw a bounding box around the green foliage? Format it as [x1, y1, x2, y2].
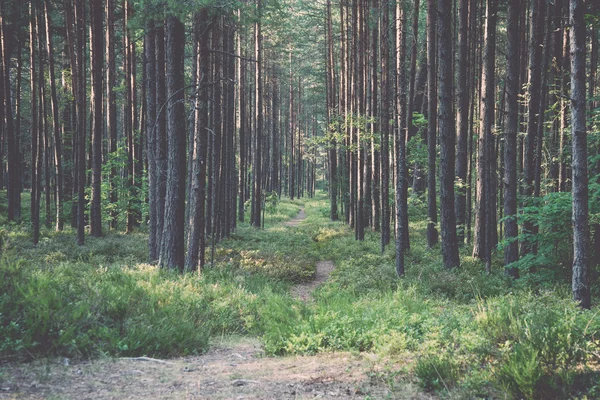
[415, 352, 461, 392]
[476, 293, 597, 399]
[101, 145, 148, 231]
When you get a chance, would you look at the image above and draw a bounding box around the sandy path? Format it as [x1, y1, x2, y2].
[0, 338, 406, 399]
[284, 208, 306, 227]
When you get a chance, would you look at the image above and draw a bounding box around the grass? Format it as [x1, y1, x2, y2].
[1, 191, 599, 399]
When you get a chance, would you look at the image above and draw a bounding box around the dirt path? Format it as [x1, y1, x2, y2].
[0, 338, 412, 399]
[284, 208, 306, 227]
[285, 208, 335, 301]
[291, 260, 335, 301]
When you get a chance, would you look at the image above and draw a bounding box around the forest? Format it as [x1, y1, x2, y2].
[0, 0, 600, 398]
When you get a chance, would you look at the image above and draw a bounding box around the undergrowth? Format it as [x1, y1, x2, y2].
[1, 192, 599, 399]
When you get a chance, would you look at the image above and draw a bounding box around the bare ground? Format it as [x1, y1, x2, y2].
[0, 337, 431, 399]
[0, 208, 431, 400]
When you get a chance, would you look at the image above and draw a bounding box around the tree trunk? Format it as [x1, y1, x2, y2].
[251, 0, 263, 228]
[185, 11, 210, 272]
[29, 2, 40, 245]
[159, 15, 187, 270]
[455, 0, 468, 245]
[569, 0, 590, 309]
[0, 8, 20, 222]
[146, 20, 158, 260]
[42, 0, 64, 231]
[90, 0, 103, 237]
[504, 0, 520, 276]
[426, 0, 438, 247]
[106, 0, 118, 230]
[395, 1, 408, 276]
[438, 0, 460, 269]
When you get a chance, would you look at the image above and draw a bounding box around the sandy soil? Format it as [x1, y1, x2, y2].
[0, 338, 430, 399]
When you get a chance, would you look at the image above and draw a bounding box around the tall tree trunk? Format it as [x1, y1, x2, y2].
[504, 0, 520, 276]
[473, 0, 497, 267]
[75, 0, 86, 245]
[30, 2, 41, 245]
[43, 0, 64, 231]
[106, 0, 118, 230]
[395, 1, 408, 276]
[327, 0, 338, 221]
[146, 20, 158, 260]
[522, 0, 545, 255]
[438, 0, 460, 269]
[185, 11, 210, 271]
[0, 7, 20, 222]
[159, 15, 186, 270]
[570, 0, 590, 309]
[380, 0, 390, 250]
[426, 0, 438, 247]
[155, 25, 167, 250]
[251, 0, 263, 228]
[90, 0, 103, 237]
[455, 0, 468, 245]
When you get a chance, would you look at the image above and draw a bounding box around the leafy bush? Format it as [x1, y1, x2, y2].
[415, 352, 462, 391]
[476, 293, 597, 399]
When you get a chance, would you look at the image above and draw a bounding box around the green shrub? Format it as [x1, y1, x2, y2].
[415, 352, 462, 392]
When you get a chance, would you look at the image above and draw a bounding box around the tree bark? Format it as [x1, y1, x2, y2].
[504, 0, 520, 276]
[438, 0, 460, 269]
[426, 0, 438, 247]
[159, 15, 187, 270]
[90, 0, 103, 237]
[569, 0, 590, 308]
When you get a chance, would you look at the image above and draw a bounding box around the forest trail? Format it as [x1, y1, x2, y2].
[285, 207, 336, 301]
[0, 338, 417, 399]
[283, 208, 306, 227]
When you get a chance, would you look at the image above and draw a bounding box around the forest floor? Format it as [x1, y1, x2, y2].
[0, 205, 429, 400]
[0, 337, 427, 399]
[2, 194, 599, 399]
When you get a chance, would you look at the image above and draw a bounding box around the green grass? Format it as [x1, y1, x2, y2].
[1, 192, 599, 399]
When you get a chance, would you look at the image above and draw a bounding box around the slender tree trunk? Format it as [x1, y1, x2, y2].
[395, 1, 408, 276]
[438, 0, 460, 269]
[426, 0, 438, 247]
[455, 0, 468, 245]
[504, 0, 520, 276]
[42, 0, 64, 231]
[90, 0, 103, 237]
[327, 0, 338, 221]
[570, 0, 590, 308]
[380, 0, 390, 250]
[76, 0, 86, 245]
[186, 11, 210, 272]
[0, 8, 20, 222]
[155, 26, 167, 249]
[251, 0, 263, 228]
[146, 20, 158, 260]
[522, 0, 545, 255]
[30, 2, 40, 245]
[106, 0, 118, 230]
[159, 15, 187, 270]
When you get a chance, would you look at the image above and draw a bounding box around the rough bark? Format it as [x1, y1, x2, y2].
[438, 0, 460, 269]
[159, 15, 187, 270]
[90, 0, 103, 237]
[504, 0, 520, 276]
[570, 0, 590, 308]
[426, 0, 438, 247]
